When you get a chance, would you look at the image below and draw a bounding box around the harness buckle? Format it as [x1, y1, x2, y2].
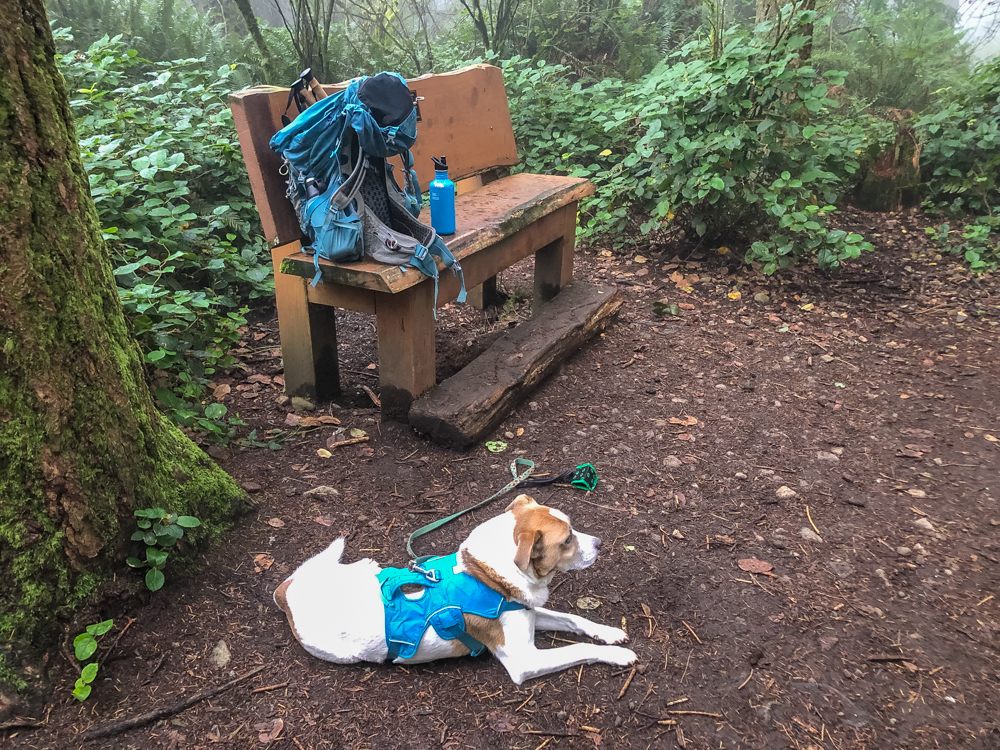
[407, 560, 440, 583]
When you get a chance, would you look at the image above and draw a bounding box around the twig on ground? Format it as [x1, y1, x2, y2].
[668, 710, 723, 718]
[681, 621, 702, 644]
[98, 617, 136, 669]
[806, 505, 821, 536]
[326, 436, 369, 450]
[617, 666, 636, 700]
[81, 665, 265, 741]
[738, 669, 754, 690]
[361, 385, 381, 407]
[252, 681, 289, 694]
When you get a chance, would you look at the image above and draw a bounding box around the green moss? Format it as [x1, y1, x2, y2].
[0, 654, 28, 693]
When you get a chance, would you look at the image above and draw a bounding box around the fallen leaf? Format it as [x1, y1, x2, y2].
[284, 413, 301, 427]
[714, 534, 736, 545]
[634, 255, 648, 263]
[641, 603, 652, 616]
[716, 246, 730, 255]
[298, 416, 322, 428]
[738, 558, 774, 574]
[255, 718, 283, 743]
[316, 448, 332, 458]
[677, 433, 693, 441]
[247, 374, 272, 385]
[365, 363, 377, 371]
[516, 427, 525, 437]
[314, 516, 334, 526]
[267, 518, 285, 528]
[350, 428, 367, 438]
[576, 596, 602, 610]
[906, 489, 928, 498]
[317, 415, 341, 425]
[986, 435, 999, 443]
[670, 271, 686, 284]
[678, 302, 696, 310]
[901, 428, 934, 439]
[800, 303, 814, 311]
[212, 383, 231, 400]
[728, 290, 742, 301]
[253, 553, 274, 572]
[669, 415, 698, 426]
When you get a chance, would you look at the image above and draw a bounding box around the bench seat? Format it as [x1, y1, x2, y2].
[278, 173, 594, 295]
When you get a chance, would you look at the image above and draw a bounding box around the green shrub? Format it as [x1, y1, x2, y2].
[57, 31, 272, 439]
[504, 13, 894, 273]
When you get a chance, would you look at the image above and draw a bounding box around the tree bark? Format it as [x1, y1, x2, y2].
[232, 0, 275, 74]
[0, 0, 245, 676]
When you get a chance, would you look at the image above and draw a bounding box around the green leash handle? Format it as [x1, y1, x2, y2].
[406, 458, 534, 563]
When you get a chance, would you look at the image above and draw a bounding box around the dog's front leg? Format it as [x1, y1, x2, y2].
[533, 607, 628, 644]
[495, 643, 637, 685]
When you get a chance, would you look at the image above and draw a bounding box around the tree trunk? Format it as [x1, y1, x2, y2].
[232, 0, 275, 75]
[0, 0, 245, 688]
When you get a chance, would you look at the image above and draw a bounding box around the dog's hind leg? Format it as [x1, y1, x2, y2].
[533, 608, 628, 644]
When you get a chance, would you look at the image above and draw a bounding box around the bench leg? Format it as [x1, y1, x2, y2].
[272, 247, 340, 401]
[375, 281, 436, 420]
[532, 202, 577, 316]
[466, 275, 505, 310]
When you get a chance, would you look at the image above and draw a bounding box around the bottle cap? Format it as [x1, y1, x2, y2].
[432, 156, 448, 171]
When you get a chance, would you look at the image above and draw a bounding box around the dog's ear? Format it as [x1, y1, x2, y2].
[513, 528, 541, 572]
[505, 494, 536, 513]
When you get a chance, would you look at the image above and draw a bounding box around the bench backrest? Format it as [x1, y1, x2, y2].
[229, 64, 518, 248]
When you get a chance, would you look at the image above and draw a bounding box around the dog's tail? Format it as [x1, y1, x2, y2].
[273, 537, 346, 612]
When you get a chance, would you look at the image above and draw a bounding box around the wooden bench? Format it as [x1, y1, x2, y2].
[229, 65, 607, 427]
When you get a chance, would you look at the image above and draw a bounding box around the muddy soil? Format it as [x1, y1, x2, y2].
[5, 207, 1000, 750]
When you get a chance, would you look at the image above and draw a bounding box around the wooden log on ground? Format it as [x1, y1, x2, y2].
[409, 281, 622, 448]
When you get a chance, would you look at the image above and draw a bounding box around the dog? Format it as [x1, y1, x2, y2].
[274, 494, 637, 684]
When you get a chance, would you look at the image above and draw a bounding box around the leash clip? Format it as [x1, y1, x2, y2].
[408, 560, 440, 583]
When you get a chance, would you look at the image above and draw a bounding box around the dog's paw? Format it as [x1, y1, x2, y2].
[592, 625, 629, 644]
[605, 646, 638, 666]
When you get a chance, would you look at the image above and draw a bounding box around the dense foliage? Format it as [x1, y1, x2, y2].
[57, 30, 272, 439]
[506, 14, 896, 273]
[917, 56, 1000, 270]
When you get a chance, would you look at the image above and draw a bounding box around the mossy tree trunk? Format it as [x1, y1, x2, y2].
[0, 0, 245, 678]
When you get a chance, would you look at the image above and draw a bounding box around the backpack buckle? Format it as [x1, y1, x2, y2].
[385, 236, 398, 250]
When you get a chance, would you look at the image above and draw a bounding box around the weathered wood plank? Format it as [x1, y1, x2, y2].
[229, 64, 519, 248]
[408, 282, 623, 448]
[279, 174, 594, 293]
[271, 245, 340, 400]
[375, 282, 436, 420]
[533, 201, 577, 315]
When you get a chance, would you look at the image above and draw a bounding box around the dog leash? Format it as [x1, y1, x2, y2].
[407, 458, 535, 564]
[406, 458, 535, 565]
[406, 459, 602, 563]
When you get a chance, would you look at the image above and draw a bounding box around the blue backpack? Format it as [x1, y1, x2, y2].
[269, 72, 466, 310]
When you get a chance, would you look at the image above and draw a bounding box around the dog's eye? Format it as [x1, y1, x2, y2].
[562, 536, 572, 546]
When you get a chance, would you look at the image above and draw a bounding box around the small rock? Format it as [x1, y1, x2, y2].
[955, 312, 968, 323]
[897, 546, 911, 556]
[291, 396, 315, 412]
[775, 485, 797, 500]
[799, 527, 823, 543]
[816, 451, 840, 463]
[827, 561, 854, 578]
[845, 497, 867, 507]
[875, 568, 892, 588]
[664, 455, 683, 468]
[276, 394, 290, 406]
[830, 447, 844, 455]
[529, 401, 540, 411]
[207, 446, 230, 461]
[671, 529, 684, 539]
[304, 485, 340, 497]
[284, 488, 298, 497]
[914, 517, 936, 532]
[820, 354, 835, 363]
[241, 481, 262, 493]
[735, 472, 748, 480]
[211, 640, 231, 669]
[754, 292, 770, 303]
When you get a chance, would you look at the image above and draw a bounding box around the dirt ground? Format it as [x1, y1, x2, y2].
[5, 207, 1000, 750]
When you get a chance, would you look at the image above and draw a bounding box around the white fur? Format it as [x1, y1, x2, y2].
[275, 505, 636, 684]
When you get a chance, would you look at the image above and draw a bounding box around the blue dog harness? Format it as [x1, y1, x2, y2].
[376, 553, 525, 660]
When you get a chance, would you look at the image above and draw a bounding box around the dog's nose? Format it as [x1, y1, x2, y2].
[594, 537, 602, 550]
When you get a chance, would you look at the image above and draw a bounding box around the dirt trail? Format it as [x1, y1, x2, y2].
[6, 208, 1000, 750]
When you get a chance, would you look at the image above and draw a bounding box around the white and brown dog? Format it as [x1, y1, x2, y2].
[274, 494, 636, 684]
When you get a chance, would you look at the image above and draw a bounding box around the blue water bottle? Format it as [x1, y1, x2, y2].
[429, 156, 456, 236]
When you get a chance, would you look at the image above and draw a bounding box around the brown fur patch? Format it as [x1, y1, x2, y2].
[507, 495, 576, 578]
[461, 548, 522, 602]
[464, 613, 505, 650]
[274, 579, 304, 647]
